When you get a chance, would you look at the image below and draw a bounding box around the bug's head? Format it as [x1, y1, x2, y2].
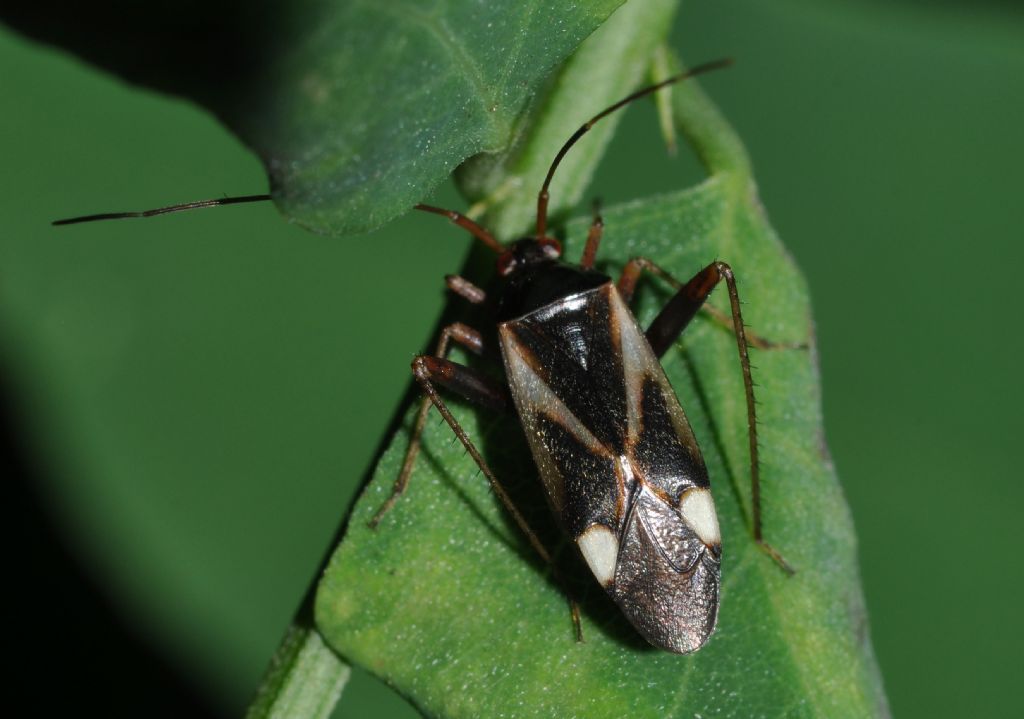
[496, 237, 562, 277]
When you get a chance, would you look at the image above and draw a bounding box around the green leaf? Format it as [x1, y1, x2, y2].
[454, 0, 679, 239]
[313, 57, 888, 717]
[1, 0, 622, 235]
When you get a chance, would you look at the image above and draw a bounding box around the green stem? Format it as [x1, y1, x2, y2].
[246, 619, 351, 719]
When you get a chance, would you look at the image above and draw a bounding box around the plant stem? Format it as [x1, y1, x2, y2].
[246, 619, 350, 719]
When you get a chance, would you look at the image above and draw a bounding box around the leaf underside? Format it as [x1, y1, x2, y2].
[241, 0, 624, 235]
[315, 84, 888, 717]
[1, 0, 623, 236]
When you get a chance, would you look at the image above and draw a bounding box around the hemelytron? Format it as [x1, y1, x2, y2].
[54, 58, 793, 653]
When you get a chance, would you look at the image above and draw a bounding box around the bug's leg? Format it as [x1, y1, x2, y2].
[618, 257, 802, 350]
[410, 355, 584, 640]
[370, 323, 496, 528]
[622, 258, 794, 574]
[579, 201, 604, 269]
[371, 333, 584, 640]
[695, 302, 806, 350]
[445, 274, 487, 304]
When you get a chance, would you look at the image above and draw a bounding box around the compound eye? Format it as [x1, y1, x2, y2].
[538, 237, 562, 259]
[497, 251, 517, 276]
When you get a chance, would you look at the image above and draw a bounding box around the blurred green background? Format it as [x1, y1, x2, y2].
[2, 1, 1021, 716]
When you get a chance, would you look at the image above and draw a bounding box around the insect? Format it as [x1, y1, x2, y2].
[54, 58, 792, 653]
[366, 59, 794, 653]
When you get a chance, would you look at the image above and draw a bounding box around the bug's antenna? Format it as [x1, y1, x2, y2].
[52, 194, 273, 226]
[535, 57, 733, 240]
[414, 203, 504, 254]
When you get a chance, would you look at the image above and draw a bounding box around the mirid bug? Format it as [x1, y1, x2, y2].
[54, 58, 792, 654]
[366, 59, 794, 654]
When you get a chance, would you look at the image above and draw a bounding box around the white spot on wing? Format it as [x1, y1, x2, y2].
[679, 488, 721, 545]
[577, 524, 619, 586]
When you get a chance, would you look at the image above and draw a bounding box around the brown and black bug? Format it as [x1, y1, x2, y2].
[54, 58, 792, 653]
[365, 59, 794, 653]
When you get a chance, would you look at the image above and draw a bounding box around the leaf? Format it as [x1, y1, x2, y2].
[313, 58, 889, 717]
[454, 0, 679, 239]
[1, 0, 622, 235]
